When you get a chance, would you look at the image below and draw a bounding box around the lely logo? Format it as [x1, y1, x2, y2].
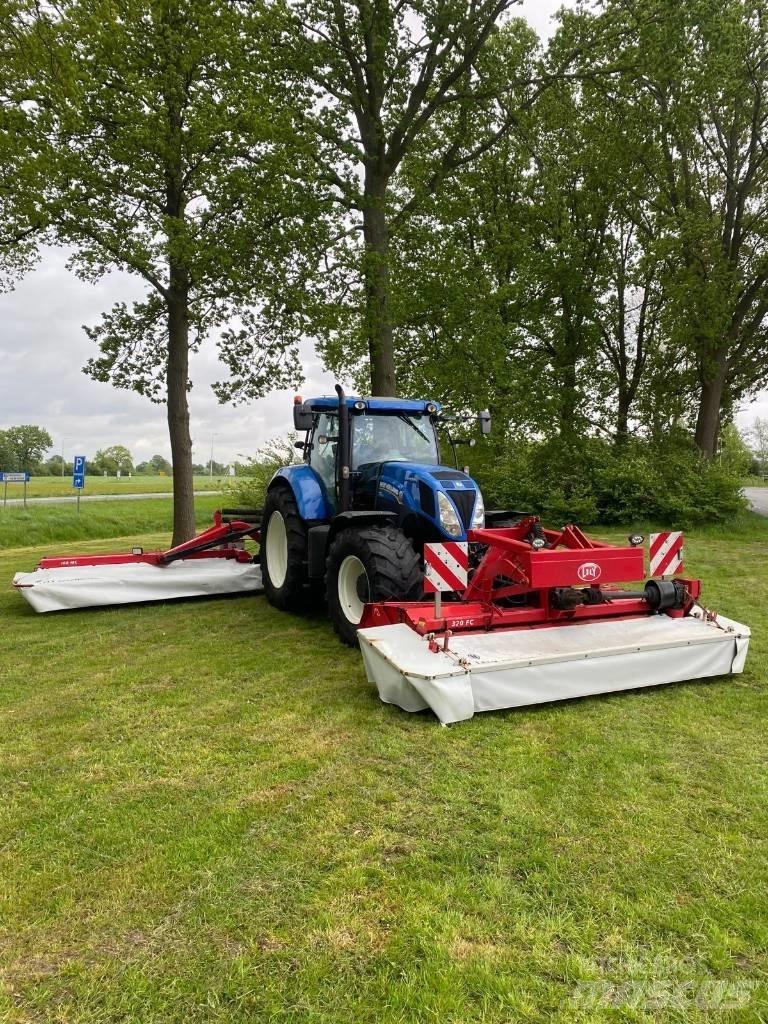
[577, 561, 601, 583]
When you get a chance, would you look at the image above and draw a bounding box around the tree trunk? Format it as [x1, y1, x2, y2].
[167, 262, 196, 545]
[615, 388, 630, 445]
[694, 370, 725, 459]
[362, 177, 396, 396]
[556, 311, 580, 441]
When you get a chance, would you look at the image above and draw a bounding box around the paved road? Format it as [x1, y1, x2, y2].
[2, 490, 222, 508]
[744, 486, 768, 516]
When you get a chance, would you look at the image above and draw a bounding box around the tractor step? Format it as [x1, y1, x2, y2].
[358, 609, 750, 724]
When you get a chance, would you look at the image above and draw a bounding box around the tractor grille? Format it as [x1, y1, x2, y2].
[446, 488, 475, 529]
[432, 470, 467, 481]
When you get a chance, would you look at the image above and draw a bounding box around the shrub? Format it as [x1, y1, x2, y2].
[226, 435, 300, 509]
[472, 435, 746, 527]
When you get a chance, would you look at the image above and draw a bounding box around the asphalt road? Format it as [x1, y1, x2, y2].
[744, 486, 768, 516]
[1, 490, 222, 508]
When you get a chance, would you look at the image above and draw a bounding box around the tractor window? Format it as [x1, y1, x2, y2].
[351, 413, 439, 468]
[310, 412, 338, 497]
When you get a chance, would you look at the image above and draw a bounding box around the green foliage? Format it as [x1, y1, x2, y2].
[227, 435, 300, 509]
[92, 444, 134, 475]
[474, 436, 746, 528]
[0, 424, 53, 471]
[718, 424, 753, 479]
[747, 417, 768, 475]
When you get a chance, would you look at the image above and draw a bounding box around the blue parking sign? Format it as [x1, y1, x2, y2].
[72, 456, 86, 489]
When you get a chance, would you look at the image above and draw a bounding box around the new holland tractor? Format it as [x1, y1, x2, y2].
[259, 385, 491, 643]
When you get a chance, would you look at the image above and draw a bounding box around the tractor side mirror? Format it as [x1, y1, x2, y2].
[293, 401, 314, 432]
[478, 409, 491, 435]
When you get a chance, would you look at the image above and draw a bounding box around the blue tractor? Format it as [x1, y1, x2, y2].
[260, 385, 492, 643]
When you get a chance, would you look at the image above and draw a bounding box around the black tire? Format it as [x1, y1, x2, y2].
[259, 486, 308, 611]
[326, 526, 423, 646]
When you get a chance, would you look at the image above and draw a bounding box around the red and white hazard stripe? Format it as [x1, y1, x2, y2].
[649, 531, 684, 577]
[424, 542, 469, 593]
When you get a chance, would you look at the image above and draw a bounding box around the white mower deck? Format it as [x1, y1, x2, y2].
[358, 609, 751, 724]
[13, 558, 264, 613]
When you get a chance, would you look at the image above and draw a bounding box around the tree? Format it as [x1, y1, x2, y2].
[0, 0, 45, 288]
[93, 445, 134, 475]
[14, 0, 319, 542]
[288, 0, 545, 395]
[150, 454, 173, 476]
[597, 0, 768, 457]
[748, 416, 768, 474]
[0, 424, 52, 470]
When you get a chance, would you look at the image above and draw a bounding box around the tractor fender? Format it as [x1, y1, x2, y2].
[308, 512, 398, 580]
[268, 465, 333, 522]
[328, 511, 398, 544]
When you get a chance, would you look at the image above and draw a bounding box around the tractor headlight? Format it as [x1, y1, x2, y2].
[471, 490, 485, 529]
[437, 490, 462, 537]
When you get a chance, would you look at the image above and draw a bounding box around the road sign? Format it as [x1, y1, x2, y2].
[72, 456, 86, 490]
[72, 456, 86, 513]
[1, 471, 30, 508]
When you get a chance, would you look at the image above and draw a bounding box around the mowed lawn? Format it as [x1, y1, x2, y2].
[0, 517, 766, 1023]
[9, 475, 225, 500]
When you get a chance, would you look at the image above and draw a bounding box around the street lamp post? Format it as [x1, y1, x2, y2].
[209, 433, 217, 477]
[60, 436, 70, 477]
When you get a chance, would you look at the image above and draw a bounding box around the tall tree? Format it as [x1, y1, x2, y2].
[598, 0, 768, 457]
[14, 0, 319, 542]
[288, 0, 544, 395]
[0, 425, 53, 470]
[93, 445, 134, 475]
[0, 0, 46, 287]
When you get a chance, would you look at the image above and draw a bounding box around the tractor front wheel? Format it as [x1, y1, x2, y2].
[260, 486, 308, 611]
[326, 526, 423, 646]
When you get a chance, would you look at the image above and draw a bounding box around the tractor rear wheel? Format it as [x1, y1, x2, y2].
[326, 526, 423, 646]
[260, 486, 308, 611]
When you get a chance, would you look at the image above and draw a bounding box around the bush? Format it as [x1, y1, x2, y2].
[473, 436, 746, 527]
[226, 435, 300, 509]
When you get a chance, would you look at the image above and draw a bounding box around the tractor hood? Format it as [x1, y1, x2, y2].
[371, 461, 483, 538]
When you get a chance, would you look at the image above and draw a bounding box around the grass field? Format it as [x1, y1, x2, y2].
[0, 494, 223, 549]
[0, 516, 766, 1022]
[6, 475, 225, 499]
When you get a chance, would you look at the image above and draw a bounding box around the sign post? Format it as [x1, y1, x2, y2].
[2, 471, 30, 508]
[72, 455, 86, 514]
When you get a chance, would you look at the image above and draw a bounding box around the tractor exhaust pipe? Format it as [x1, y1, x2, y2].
[335, 383, 351, 512]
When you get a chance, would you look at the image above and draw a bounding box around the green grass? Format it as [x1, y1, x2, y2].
[0, 517, 766, 1023]
[0, 494, 223, 549]
[8, 474, 225, 499]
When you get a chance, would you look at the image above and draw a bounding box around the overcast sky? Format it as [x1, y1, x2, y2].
[1, 0, 765, 466]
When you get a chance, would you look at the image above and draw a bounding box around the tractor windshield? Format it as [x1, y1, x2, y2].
[351, 412, 439, 467]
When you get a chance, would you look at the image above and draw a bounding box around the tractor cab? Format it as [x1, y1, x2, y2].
[292, 392, 486, 544]
[259, 385, 490, 644]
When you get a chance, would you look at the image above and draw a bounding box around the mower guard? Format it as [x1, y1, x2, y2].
[359, 609, 750, 724]
[357, 518, 751, 723]
[12, 509, 263, 613]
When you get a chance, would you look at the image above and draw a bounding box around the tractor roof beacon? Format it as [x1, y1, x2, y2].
[259, 384, 491, 644]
